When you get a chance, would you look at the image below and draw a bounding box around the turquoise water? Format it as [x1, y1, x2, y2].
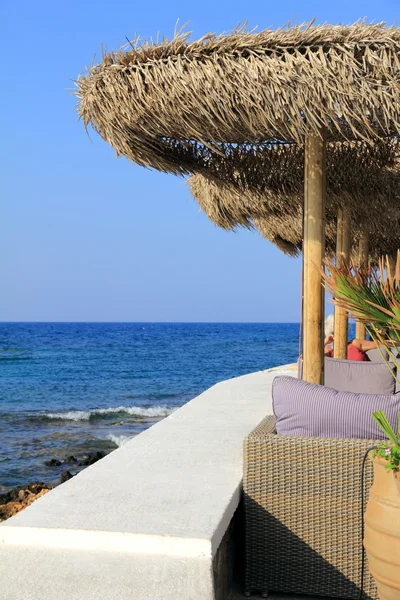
[0, 322, 299, 490]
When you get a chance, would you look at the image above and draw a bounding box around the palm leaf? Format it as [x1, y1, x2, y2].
[323, 254, 400, 341]
[372, 410, 400, 446]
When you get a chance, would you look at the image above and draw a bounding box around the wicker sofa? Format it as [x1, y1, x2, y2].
[243, 415, 378, 600]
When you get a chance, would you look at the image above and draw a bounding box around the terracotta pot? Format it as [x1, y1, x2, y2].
[364, 457, 400, 600]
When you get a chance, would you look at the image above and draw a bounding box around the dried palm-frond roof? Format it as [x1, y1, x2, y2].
[188, 173, 328, 258]
[76, 22, 400, 173]
[188, 169, 400, 261]
[187, 139, 400, 228]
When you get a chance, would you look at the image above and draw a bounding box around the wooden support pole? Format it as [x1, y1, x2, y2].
[356, 229, 369, 341]
[334, 206, 351, 359]
[303, 131, 326, 385]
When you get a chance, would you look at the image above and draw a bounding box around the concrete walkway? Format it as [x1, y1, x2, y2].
[0, 365, 296, 600]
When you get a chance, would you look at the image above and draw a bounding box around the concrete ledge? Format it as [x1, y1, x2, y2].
[0, 364, 296, 599]
[0, 546, 215, 600]
[0, 526, 211, 557]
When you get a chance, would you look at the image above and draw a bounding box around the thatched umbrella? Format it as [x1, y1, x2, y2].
[187, 139, 400, 349]
[188, 167, 400, 336]
[187, 159, 400, 263]
[188, 172, 320, 258]
[76, 22, 400, 384]
[188, 166, 400, 343]
[186, 139, 400, 255]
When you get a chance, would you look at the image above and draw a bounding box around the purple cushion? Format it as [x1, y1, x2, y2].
[366, 347, 389, 362]
[325, 357, 395, 395]
[273, 376, 400, 440]
[370, 348, 400, 394]
[366, 346, 399, 363]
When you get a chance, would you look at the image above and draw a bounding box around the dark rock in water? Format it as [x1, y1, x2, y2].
[60, 470, 73, 484]
[1, 450, 110, 523]
[44, 451, 107, 471]
[44, 458, 62, 467]
[78, 451, 106, 466]
[65, 455, 79, 464]
[0, 482, 51, 522]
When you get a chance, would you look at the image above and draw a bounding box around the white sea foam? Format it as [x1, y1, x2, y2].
[44, 406, 175, 421]
[106, 434, 132, 447]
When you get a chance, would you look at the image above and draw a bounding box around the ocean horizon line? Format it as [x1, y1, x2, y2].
[0, 320, 301, 325]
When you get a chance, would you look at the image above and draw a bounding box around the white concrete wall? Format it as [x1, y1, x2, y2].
[0, 364, 296, 600]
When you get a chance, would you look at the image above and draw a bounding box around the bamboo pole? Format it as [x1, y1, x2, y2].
[356, 229, 369, 341]
[334, 206, 351, 359]
[303, 131, 326, 385]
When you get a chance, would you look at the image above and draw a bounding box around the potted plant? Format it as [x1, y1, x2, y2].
[365, 410, 400, 600]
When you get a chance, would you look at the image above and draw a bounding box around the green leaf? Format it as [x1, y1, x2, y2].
[372, 410, 400, 446]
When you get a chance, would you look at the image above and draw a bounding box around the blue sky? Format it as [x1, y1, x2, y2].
[2, 1, 398, 322]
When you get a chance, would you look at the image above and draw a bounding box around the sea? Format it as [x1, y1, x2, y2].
[0, 322, 299, 491]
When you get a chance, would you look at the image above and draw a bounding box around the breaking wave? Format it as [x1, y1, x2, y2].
[105, 434, 133, 447]
[39, 405, 175, 422]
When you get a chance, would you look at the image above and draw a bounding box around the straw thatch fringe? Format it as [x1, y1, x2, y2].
[187, 139, 400, 228]
[188, 173, 320, 258]
[188, 170, 400, 261]
[76, 22, 400, 172]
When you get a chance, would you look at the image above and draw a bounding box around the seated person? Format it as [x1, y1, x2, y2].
[324, 335, 380, 361]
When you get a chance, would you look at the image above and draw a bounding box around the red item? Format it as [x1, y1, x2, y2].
[347, 344, 367, 361]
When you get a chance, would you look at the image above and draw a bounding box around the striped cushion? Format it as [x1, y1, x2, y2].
[273, 376, 400, 439]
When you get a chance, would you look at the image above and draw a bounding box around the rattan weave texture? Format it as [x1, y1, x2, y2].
[243, 416, 378, 599]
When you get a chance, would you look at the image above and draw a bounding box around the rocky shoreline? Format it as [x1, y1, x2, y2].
[0, 450, 108, 523]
